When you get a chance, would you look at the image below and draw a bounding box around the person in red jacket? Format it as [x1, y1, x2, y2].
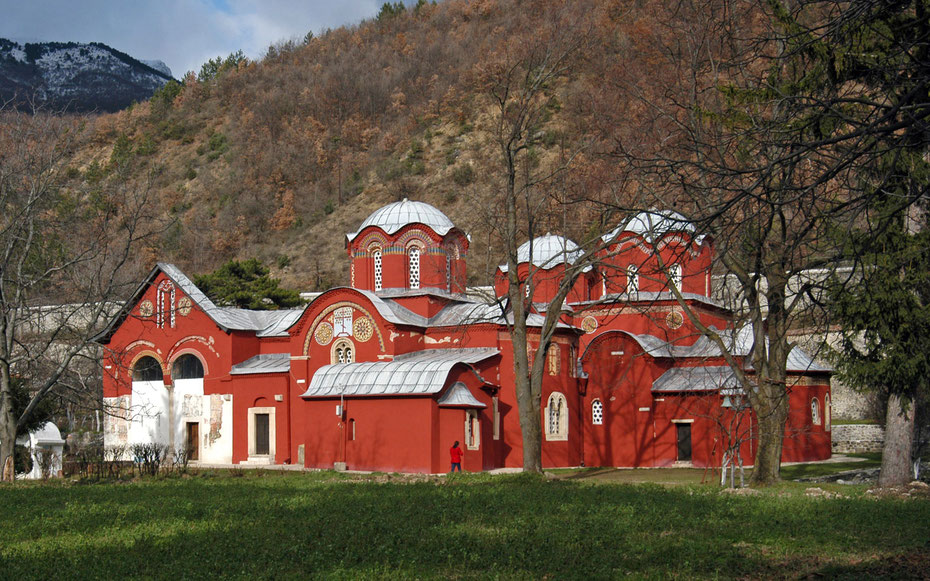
[449, 441, 463, 473]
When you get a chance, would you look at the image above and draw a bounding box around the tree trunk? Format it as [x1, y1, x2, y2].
[878, 392, 915, 487]
[749, 388, 788, 486]
[0, 393, 15, 482]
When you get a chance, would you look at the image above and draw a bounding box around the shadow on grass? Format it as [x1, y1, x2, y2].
[1, 473, 928, 579]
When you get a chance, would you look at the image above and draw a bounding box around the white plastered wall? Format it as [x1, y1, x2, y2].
[127, 380, 170, 448]
[174, 377, 233, 464]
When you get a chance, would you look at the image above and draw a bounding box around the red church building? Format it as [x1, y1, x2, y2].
[99, 200, 831, 472]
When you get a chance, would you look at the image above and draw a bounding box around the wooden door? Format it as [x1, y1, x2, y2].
[186, 422, 199, 461]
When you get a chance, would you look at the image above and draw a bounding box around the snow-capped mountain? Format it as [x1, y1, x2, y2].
[0, 39, 174, 113]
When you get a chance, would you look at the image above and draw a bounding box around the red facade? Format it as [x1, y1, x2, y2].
[100, 203, 831, 472]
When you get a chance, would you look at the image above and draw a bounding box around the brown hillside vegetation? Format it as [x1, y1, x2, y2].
[32, 0, 737, 291]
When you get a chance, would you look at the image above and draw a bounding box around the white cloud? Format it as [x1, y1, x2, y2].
[0, 0, 392, 78]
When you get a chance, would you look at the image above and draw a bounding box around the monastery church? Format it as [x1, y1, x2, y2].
[99, 199, 832, 472]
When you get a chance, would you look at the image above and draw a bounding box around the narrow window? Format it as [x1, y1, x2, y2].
[592, 399, 603, 425]
[373, 249, 383, 292]
[825, 394, 831, 432]
[446, 252, 452, 292]
[545, 392, 568, 440]
[547, 344, 560, 376]
[811, 398, 821, 426]
[669, 264, 682, 290]
[626, 265, 639, 294]
[492, 396, 500, 440]
[408, 247, 420, 289]
[349, 419, 356, 441]
[465, 410, 480, 449]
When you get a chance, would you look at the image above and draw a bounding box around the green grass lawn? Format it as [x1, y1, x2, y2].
[1, 470, 928, 580]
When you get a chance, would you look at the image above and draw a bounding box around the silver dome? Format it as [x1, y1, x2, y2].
[347, 198, 456, 241]
[602, 209, 696, 244]
[499, 234, 585, 272]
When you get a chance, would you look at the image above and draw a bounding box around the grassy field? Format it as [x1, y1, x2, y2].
[1, 470, 928, 580]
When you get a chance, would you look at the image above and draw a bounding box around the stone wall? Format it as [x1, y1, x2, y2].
[831, 424, 884, 454]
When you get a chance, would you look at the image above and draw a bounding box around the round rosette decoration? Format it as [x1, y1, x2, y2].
[315, 322, 334, 345]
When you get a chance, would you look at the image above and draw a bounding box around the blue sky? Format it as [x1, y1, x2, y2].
[0, 0, 402, 78]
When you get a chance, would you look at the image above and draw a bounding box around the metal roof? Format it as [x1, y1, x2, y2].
[331, 288, 570, 330]
[499, 234, 588, 273]
[347, 198, 456, 241]
[300, 348, 499, 398]
[437, 382, 487, 408]
[589, 326, 830, 373]
[602, 209, 697, 244]
[230, 353, 291, 375]
[652, 366, 740, 392]
[157, 263, 303, 336]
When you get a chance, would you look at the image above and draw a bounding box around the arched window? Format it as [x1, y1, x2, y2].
[811, 397, 821, 426]
[332, 339, 354, 364]
[626, 265, 639, 294]
[372, 249, 383, 292]
[465, 409, 480, 449]
[445, 252, 452, 292]
[545, 392, 568, 441]
[592, 399, 604, 425]
[547, 344, 560, 376]
[132, 356, 163, 382]
[825, 394, 831, 432]
[408, 247, 420, 289]
[669, 264, 682, 290]
[172, 354, 204, 380]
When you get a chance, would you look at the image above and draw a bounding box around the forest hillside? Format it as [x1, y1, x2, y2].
[17, 0, 707, 292]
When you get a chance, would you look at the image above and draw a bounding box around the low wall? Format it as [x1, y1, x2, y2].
[831, 424, 884, 454]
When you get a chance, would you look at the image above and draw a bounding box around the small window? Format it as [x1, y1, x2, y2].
[825, 394, 831, 432]
[545, 392, 568, 441]
[811, 398, 821, 426]
[592, 399, 603, 425]
[349, 419, 356, 441]
[408, 247, 420, 289]
[669, 264, 682, 290]
[465, 410, 480, 449]
[446, 252, 452, 292]
[132, 356, 163, 382]
[332, 339, 354, 364]
[172, 354, 204, 380]
[372, 249, 383, 292]
[547, 344, 560, 376]
[626, 265, 639, 294]
[492, 396, 500, 441]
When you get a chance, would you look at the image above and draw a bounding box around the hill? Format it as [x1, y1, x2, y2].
[10, 0, 685, 292]
[0, 38, 173, 112]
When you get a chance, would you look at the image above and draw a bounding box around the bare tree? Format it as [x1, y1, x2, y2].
[470, 7, 605, 472]
[605, 0, 930, 485]
[0, 106, 165, 480]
